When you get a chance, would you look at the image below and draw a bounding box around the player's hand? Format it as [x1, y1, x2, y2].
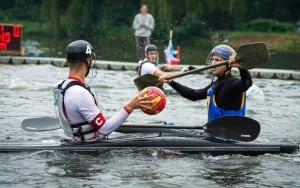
[125, 90, 153, 112]
[228, 52, 245, 69]
[159, 74, 172, 84]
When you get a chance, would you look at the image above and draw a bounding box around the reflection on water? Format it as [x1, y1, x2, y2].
[46, 152, 106, 178]
[24, 40, 47, 57]
[23, 36, 211, 64]
[203, 155, 260, 186]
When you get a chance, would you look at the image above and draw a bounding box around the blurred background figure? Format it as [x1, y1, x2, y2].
[133, 4, 155, 62]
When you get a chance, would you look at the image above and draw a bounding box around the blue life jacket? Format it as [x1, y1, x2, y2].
[206, 86, 246, 121]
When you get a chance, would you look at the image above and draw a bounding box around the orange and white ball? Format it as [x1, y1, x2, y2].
[140, 86, 166, 115]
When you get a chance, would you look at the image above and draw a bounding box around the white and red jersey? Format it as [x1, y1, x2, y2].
[62, 78, 104, 128]
[138, 59, 158, 76]
[57, 77, 131, 142]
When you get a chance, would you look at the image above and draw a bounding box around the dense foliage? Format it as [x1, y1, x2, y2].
[1, 0, 300, 42]
[238, 19, 295, 32]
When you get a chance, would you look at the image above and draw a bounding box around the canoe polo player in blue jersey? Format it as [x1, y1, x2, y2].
[159, 44, 253, 122]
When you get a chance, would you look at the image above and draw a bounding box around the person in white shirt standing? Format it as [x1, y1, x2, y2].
[54, 40, 152, 143]
[133, 4, 155, 62]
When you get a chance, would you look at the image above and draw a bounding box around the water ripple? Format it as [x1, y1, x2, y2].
[0, 65, 300, 187]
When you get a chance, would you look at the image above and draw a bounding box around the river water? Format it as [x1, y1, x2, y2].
[0, 64, 300, 187]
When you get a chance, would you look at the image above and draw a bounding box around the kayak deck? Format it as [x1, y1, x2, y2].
[0, 136, 298, 156]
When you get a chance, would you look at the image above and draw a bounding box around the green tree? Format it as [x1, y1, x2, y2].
[139, 0, 172, 41]
[60, 0, 94, 38]
[41, 0, 69, 37]
[194, 0, 247, 30]
[0, 0, 42, 22]
[36, 0, 300, 39]
[244, 0, 300, 22]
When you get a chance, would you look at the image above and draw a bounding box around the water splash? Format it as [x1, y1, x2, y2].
[246, 84, 264, 99]
[0, 77, 53, 91]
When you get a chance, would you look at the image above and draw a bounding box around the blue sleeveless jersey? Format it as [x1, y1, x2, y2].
[206, 87, 246, 121]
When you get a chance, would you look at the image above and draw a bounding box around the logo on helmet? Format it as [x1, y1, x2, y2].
[86, 46, 92, 55]
[66, 40, 94, 62]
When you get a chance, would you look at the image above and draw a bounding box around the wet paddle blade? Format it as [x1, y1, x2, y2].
[21, 117, 61, 131]
[204, 116, 260, 142]
[236, 42, 270, 70]
[133, 74, 163, 91]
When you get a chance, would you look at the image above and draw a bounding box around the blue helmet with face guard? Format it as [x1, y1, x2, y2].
[210, 45, 235, 60]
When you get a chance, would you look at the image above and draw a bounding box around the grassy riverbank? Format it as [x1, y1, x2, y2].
[180, 32, 300, 70]
[227, 32, 300, 70]
[227, 32, 299, 52]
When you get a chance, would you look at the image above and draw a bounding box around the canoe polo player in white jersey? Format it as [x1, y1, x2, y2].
[137, 44, 187, 77]
[54, 40, 152, 143]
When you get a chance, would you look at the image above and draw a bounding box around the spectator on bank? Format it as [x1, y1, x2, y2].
[132, 4, 155, 62]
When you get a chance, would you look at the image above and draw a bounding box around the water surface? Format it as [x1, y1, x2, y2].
[0, 64, 299, 187]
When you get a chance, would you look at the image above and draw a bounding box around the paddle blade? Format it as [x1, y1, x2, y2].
[21, 117, 61, 131]
[236, 42, 270, 69]
[204, 116, 260, 142]
[133, 74, 163, 91]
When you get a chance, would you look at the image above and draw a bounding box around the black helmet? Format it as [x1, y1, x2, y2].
[145, 44, 158, 53]
[66, 40, 95, 62]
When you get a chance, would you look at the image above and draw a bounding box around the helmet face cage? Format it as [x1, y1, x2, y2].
[87, 52, 97, 79]
[205, 53, 220, 76]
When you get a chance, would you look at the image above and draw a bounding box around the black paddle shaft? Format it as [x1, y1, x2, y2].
[21, 116, 260, 142]
[168, 42, 270, 80]
[168, 61, 228, 80]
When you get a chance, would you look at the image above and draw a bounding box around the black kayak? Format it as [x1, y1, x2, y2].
[17, 116, 299, 156]
[0, 136, 298, 156]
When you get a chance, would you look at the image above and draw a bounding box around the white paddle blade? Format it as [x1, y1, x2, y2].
[22, 117, 61, 131]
